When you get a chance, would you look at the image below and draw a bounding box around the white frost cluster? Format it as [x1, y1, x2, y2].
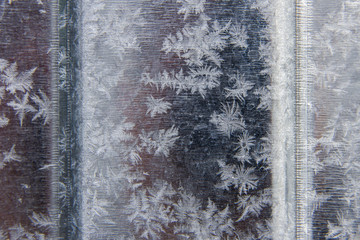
[81, 0, 273, 239]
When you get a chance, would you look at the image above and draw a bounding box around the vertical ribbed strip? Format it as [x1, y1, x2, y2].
[50, 0, 60, 238]
[272, 0, 296, 239]
[295, 0, 312, 239]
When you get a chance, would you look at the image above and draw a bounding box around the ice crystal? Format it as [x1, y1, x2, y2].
[146, 96, 172, 118]
[0, 115, 9, 128]
[229, 23, 249, 49]
[236, 189, 271, 222]
[31, 90, 50, 125]
[140, 126, 179, 157]
[216, 160, 258, 195]
[0, 59, 8, 72]
[129, 183, 176, 239]
[30, 212, 55, 230]
[0, 62, 36, 95]
[2, 145, 21, 164]
[326, 212, 357, 240]
[210, 102, 245, 138]
[174, 193, 234, 240]
[177, 0, 206, 19]
[254, 86, 271, 110]
[236, 131, 256, 152]
[7, 92, 36, 127]
[102, 8, 143, 58]
[162, 14, 230, 67]
[0, 144, 21, 169]
[142, 66, 222, 98]
[225, 72, 254, 102]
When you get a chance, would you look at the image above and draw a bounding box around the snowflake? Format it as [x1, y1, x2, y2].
[0, 145, 22, 169]
[258, 41, 272, 67]
[229, 24, 249, 48]
[142, 67, 222, 98]
[225, 72, 254, 102]
[236, 195, 262, 221]
[8, 224, 33, 239]
[254, 86, 271, 110]
[173, 192, 233, 240]
[85, 190, 112, 225]
[0, 86, 5, 101]
[30, 212, 55, 230]
[177, 0, 206, 19]
[59, 66, 67, 90]
[0, 61, 36, 94]
[0, 59, 8, 72]
[0, 115, 9, 128]
[109, 120, 135, 143]
[2, 144, 22, 166]
[188, 66, 222, 97]
[7, 92, 36, 126]
[216, 161, 258, 195]
[146, 96, 172, 118]
[0, 228, 6, 240]
[236, 131, 256, 152]
[140, 126, 179, 157]
[101, 8, 143, 59]
[326, 212, 356, 239]
[236, 189, 271, 221]
[58, 127, 67, 153]
[256, 220, 272, 240]
[210, 102, 245, 138]
[129, 183, 176, 239]
[162, 14, 230, 67]
[234, 149, 252, 165]
[31, 90, 51, 125]
[173, 191, 201, 222]
[234, 167, 258, 195]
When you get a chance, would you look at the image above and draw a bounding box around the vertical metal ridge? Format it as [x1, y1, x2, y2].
[50, 0, 60, 239]
[271, 0, 296, 239]
[295, 0, 313, 239]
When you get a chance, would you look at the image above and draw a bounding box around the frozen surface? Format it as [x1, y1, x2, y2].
[81, 0, 275, 239]
[0, 0, 55, 239]
[3, 0, 359, 239]
[305, 0, 360, 239]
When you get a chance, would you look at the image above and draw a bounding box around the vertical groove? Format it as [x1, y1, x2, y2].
[58, 0, 80, 238]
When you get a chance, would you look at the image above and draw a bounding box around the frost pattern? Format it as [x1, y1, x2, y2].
[309, 0, 360, 238]
[1, 62, 36, 94]
[0, 115, 9, 128]
[225, 72, 254, 102]
[0, 58, 53, 236]
[216, 161, 258, 195]
[177, 0, 206, 19]
[7, 93, 36, 127]
[210, 102, 245, 138]
[229, 23, 249, 49]
[162, 14, 230, 67]
[146, 96, 172, 118]
[81, 0, 272, 239]
[0, 59, 50, 127]
[140, 126, 179, 157]
[0, 1, 53, 236]
[31, 90, 50, 125]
